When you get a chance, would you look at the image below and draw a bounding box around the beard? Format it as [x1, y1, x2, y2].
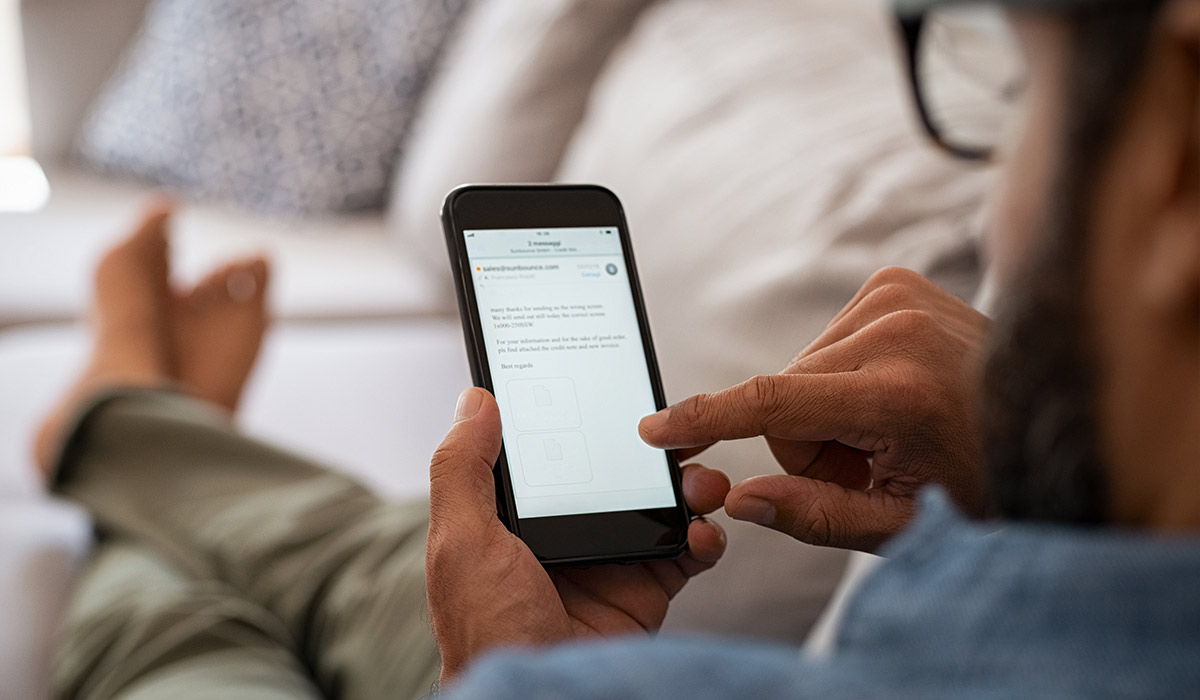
[980, 233, 1109, 525]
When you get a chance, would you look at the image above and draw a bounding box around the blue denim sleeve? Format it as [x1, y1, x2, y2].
[439, 637, 887, 700]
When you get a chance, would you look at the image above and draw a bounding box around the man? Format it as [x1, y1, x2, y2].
[39, 0, 1198, 698]
[422, 0, 1200, 694]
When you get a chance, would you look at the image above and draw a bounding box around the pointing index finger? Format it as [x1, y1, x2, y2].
[638, 372, 877, 450]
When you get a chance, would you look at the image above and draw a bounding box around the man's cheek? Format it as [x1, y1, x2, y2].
[985, 23, 1069, 288]
[986, 179, 1034, 286]
[985, 119, 1057, 288]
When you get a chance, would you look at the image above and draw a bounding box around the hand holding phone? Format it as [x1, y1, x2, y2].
[441, 185, 694, 565]
[426, 384, 729, 685]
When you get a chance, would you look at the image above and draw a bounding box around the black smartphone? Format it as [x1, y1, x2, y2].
[441, 184, 691, 566]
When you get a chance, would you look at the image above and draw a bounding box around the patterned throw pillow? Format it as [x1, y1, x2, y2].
[76, 0, 469, 214]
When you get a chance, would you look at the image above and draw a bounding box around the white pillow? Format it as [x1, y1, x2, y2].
[560, 0, 992, 398]
[387, 0, 656, 272]
[557, 0, 994, 641]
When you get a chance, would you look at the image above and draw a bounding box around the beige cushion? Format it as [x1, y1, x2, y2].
[0, 167, 449, 330]
[557, 0, 994, 641]
[387, 0, 655, 270]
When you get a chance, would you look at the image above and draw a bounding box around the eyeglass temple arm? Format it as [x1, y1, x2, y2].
[895, 11, 993, 161]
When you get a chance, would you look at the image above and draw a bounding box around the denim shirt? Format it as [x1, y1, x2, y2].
[446, 490, 1200, 700]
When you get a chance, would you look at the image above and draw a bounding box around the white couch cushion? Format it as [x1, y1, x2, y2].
[238, 320, 472, 499]
[388, 0, 655, 273]
[556, 0, 995, 641]
[0, 327, 83, 500]
[561, 0, 993, 425]
[0, 497, 91, 700]
[0, 321, 471, 501]
[0, 167, 451, 329]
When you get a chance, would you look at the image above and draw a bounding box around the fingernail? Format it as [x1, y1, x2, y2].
[454, 388, 482, 421]
[732, 497, 775, 526]
[640, 407, 671, 433]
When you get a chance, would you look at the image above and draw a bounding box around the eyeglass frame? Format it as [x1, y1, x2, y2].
[895, 12, 995, 161]
[892, 0, 1141, 161]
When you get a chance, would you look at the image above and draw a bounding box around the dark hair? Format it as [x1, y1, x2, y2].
[982, 2, 1164, 524]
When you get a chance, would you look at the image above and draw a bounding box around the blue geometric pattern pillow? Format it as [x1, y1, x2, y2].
[76, 0, 470, 213]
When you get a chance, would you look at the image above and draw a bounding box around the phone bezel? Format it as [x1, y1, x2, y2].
[441, 184, 690, 566]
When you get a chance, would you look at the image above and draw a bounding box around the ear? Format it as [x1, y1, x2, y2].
[1139, 0, 1200, 323]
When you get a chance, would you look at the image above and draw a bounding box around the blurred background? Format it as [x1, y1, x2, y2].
[0, 1, 997, 698]
[0, 0, 30, 149]
[1, 0, 26, 140]
[0, 0, 49, 212]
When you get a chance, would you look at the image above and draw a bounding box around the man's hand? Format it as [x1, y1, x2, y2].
[639, 267, 988, 552]
[427, 387, 729, 686]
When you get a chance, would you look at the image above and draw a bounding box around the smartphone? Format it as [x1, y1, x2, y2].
[441, 184, 690, 566]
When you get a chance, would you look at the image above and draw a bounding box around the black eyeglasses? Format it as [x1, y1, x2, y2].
[895, 4, 1029, 161]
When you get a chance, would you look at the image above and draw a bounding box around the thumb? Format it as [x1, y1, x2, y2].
[725, 475, 915, 552]
[429, 387, 504, 531]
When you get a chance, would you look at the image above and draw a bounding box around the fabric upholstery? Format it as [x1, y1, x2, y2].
[75, 0, 469, 213]
[388, 0, 656, 270]
[558, 0, 994, 640]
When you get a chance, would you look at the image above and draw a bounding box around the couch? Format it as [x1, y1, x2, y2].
[0, 0, 993, 698]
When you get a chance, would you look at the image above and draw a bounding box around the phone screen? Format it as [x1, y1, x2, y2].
[464, 226, 678, 520]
